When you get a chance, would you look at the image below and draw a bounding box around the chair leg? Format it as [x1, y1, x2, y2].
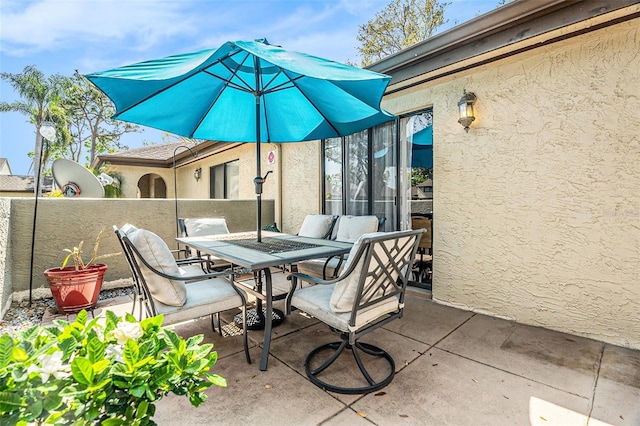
[304, 338, 395, 395]
[130, 292, 137, 316]
[241, 306, 251, 364]
[209, 313, 223, 336]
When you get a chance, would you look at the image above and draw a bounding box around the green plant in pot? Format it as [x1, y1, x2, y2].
[0, 310, 226, 425]
[44, 227, 120, 314]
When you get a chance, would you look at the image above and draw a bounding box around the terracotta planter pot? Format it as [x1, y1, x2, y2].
[44, 264, 107, 314]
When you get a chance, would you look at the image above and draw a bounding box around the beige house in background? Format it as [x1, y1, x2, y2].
[0, 158, 53, 197]
[91, 0, 639, 349]
[93, 140, 323, 234]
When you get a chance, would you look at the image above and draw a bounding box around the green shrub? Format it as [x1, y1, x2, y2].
[0, 310, 225, 425]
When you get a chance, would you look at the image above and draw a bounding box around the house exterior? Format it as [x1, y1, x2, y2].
[369, 0, 640, 349]
[93, 0, 639, 349]
[0, 159, 56, 196]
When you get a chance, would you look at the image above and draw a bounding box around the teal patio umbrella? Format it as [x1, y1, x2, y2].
[86, 39, 394, 241]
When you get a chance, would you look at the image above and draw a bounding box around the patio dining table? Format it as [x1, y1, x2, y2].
[176, 231, 353, 371]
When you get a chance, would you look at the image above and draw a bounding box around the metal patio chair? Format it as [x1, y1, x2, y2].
[286, 229, 423, 394]
[114, 225, 251, 364]
[410, 215, 433, 288]
[296, 215, 385, 280]
[177, 217, 233, 271]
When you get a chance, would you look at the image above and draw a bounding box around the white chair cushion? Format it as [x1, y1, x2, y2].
[155, 278, 245, 326]
[334, 215, 379, 242]
[298, 215, 335, 238]
[330, 231, 392, 313]
[126, 228, 187, 307]
[183, 218, 231, 260]
[184, 217, 230, 236]
[178, 264, 207, 277]
[292, 283, 399, 332]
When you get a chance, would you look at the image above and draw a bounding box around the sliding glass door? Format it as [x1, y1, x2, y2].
[321, 108, 433, 232]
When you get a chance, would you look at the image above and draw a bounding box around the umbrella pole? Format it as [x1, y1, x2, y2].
[254, 82, 262, 243]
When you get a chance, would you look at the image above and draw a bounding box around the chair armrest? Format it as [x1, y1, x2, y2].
[176, 257, 208, 266]
[322, 254, 345, 280]
[129, 241, 230, 282]
[290, 272, 340, 286]
[171, 248, 190, 259]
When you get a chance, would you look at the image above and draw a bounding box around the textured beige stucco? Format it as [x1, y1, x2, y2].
[0, 192, 32, 197]
[0, 199, 10, 316]
[382, 18, 640, 348]
[279, 141, 323, 233]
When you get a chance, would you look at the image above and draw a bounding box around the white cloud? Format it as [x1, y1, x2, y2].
[0, 0, 197, 55]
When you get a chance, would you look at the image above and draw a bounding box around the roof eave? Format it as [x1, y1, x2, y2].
[368, 0, 640, 89]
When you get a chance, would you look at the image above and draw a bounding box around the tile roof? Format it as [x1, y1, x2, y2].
[92, 141, 219, 168]
[0, 175, 53, 192]
[108, 142, 197, 161]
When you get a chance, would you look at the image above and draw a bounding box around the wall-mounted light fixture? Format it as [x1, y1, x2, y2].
[194, 167, 202, 181]
[457, 90, 477, 132]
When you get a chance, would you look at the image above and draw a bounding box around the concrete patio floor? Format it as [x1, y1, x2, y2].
[55, 284, 640, 426]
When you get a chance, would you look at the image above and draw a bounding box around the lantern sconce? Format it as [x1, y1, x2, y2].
[193, 167, 202, 181]
[39, 121, 57, 142]
[457, 90, 477, 132]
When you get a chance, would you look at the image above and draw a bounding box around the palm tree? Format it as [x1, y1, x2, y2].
[0, 65, 65, 194]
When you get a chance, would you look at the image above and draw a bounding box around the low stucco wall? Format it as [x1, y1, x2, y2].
[382, 16, 640, 348]
[0, 199, 11, 316]
[2, 197, 274, 314]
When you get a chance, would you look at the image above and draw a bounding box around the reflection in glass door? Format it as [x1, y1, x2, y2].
[323, 137, 343, 215]
[400, 110, 433, 225]
[372, 121, 397, 231]
[345, 130, 369, 216]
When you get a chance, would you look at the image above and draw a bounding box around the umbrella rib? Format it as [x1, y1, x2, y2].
[280, 69, 342, 137]
[191, 50, 259, 137]
[113, 71, 201, 118]
[260, 69, 294, 94]
[203, 50, 255, 93]
[202, 69, 252, 93]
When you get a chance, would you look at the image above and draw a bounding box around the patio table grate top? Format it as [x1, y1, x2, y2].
[225, 237, 321, 254]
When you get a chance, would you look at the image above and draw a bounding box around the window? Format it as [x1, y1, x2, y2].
[322, 122, 397, 231]
[210, 160, 239, 199]
[321, 108, 433, 231]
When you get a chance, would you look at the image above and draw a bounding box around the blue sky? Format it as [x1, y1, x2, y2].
[1, 0, 500, 175]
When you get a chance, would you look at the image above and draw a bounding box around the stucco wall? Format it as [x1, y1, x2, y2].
[382, 19, 640, 348]
[0, 192, 32, 197]
[4, 198, 274, 308]
[280, 141, 323, 234]
[0, 199, 10, 316]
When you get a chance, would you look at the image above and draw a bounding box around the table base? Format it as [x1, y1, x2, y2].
[234, 307, 285, 330]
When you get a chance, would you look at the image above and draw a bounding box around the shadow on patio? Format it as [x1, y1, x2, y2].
[46, 272, 640, 426]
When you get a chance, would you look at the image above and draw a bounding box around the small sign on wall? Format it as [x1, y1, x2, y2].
[267, 150, 276, 164]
